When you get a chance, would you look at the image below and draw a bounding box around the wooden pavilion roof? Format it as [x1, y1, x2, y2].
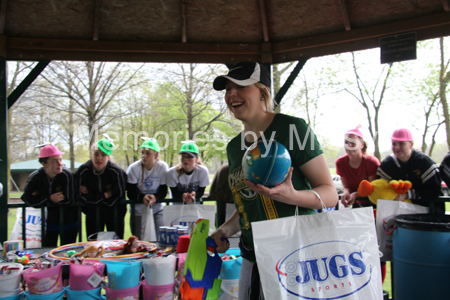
[1, 0, 450, 64]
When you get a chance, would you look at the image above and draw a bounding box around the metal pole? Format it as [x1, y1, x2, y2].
[0, 58, 8, 243]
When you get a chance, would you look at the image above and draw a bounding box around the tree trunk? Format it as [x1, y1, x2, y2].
[69, 98, 75, 171]
[186, 64, 194, 140]
[439, 38, 450, 148]
[273, 64, 281, 113]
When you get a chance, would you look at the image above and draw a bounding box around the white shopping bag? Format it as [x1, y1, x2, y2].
[163, 204, 216, 234]
[253, 207, 383, 300]
[376, 199, 428, 261]
[9, 207, 44, 248]
[141, 205, 157, 241]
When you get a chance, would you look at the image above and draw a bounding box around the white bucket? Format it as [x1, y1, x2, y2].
[142, 255, 176, 285]
[0, 263, 24, 295]
[219, 279, 239, 300]
[0, 287, 21, 297]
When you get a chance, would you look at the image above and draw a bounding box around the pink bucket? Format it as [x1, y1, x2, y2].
[104, 283, 140, 300]
[22, 263, 63, 295]
[142, 281, 174, 300]
[69, 261, 105, 291]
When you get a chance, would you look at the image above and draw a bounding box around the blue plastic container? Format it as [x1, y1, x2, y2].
[100, 260, 141, 289]
[224, 248, 240, 257]
[67, 286, 104, 300]
[23, 288, 66, 300]
[393, 214, 450, 300]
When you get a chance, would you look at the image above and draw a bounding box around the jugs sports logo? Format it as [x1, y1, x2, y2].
[170, 215, 198, 228]
[275, 241, 373, 299]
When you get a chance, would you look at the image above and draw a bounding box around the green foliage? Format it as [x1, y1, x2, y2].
[99, 65, 241, 169]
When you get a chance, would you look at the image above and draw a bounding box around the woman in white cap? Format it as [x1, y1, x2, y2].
[336, 125, 380, 207]
[210, 61, 338, 299]
[377, 128, 443, 213]
[75, 138, 127, 239]
[21, 144, 78, 246]
[166, 142, 210, 203]
[126, 138, 168, 239]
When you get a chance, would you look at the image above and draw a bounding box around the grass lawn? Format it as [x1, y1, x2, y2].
[383, 261, 392, 297]
[9, 191, 22, 198]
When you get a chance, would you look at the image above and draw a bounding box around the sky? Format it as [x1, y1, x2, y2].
[121, 39, 449, 158]
[278, 38, 449, 156]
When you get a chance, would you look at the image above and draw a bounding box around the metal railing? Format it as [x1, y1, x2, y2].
[6, 197, 206, 248]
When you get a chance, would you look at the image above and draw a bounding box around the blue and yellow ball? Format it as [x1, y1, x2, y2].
[242, 140, 291, 188]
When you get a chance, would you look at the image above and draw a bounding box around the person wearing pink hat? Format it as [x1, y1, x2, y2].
[377, 128, 444, 213]
[335, 126, 380, 207]
[21, 144, 78, 246]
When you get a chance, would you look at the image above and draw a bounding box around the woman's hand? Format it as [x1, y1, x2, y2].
[341, 189, 357, 207]
[394, 193, 408, 201]
[340, 189, 351, 207]
[210, 210, 240, 253]
[246, 155, 338, 209]
[182, 192, 195, 203]
[143, 194, 156, 206]
[104, 190, 113, 199]
[347, 192, 359, 206]
[210, 229, 230, 253]
[80, 186, 89, 194]
[50, 192, 65, 203]
[245, 167, 297, 205]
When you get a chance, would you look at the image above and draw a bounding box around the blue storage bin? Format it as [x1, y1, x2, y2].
[393, 214, 450, 300]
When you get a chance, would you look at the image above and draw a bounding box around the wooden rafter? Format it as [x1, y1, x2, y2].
[0, 0, 7, 35]
[273, 12, 450, 53]
[4, 12, 450, 64]
[338, 0, 351, 31]
[93, 0, 101, 41]
[259, 0, 269, 42]
[181, 0, 187, 43]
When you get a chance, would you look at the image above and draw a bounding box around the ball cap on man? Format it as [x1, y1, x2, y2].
[213, 61, 271, 91]
[391, 128, 413, 142]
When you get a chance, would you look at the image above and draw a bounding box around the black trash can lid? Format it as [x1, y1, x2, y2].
[394, 214, 450, 232]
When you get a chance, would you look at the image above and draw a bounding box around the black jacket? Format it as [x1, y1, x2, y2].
[377, 150, 443, 213]
[75, 160, 127, 207]
[21, 167, 78, 228]
[439, 152, 450, 189]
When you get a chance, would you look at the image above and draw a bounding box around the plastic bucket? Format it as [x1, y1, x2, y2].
[23, 288, 65, 300]
[142, 255, 176, 285]
[0, 292, 23, 300]
[219, 279, 239, 300]
[142, 281, 174, 300]
[22, 263, 63, 295]
[0, 288, 21, 298]
[0, 263, 24, 295]
[393, 214, 450, 300]
[104, 284, 140, 300]
[69, 262, 105, 291]
[101, 260, 141, 289]
[219, 257, 242, 280]
[67, 286, 103, 300]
